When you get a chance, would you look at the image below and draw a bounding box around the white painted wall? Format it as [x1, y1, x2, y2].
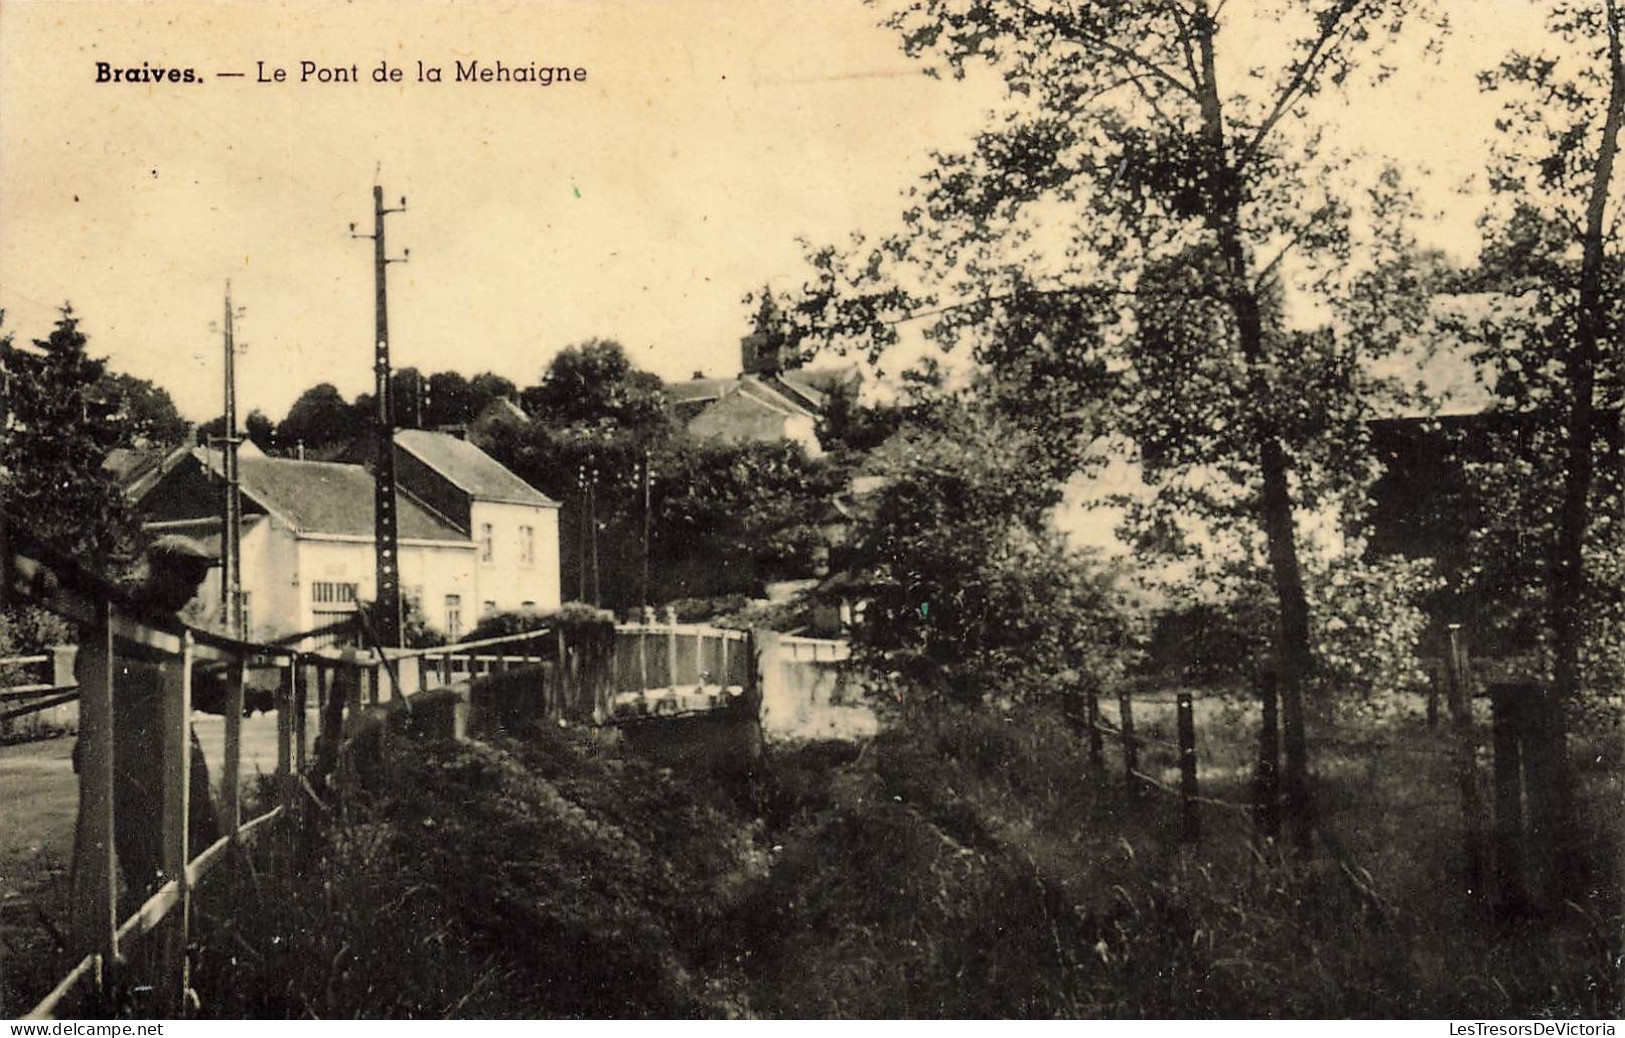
[470, 500, 562, 614]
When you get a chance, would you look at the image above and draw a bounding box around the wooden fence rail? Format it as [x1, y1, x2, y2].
[7, 516, 780, 1017]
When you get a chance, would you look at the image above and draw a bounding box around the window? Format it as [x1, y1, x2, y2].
[311, 610, 358, 648]
[445, 594, 463, 639]
[521, 600, 536, 612]
[312, 581, 358, 605]
[480, 523, 494, 563]
[240, 591, 252, 636]
[483, 600, 496, 616]
[518, 525, 534, 568]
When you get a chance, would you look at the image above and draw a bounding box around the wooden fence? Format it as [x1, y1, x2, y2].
[0, 513, 771, 1018]
[1, 648, 79, 738]
[1070, 632, 1579, 919]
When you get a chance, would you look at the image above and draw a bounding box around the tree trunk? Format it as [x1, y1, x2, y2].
[1544, 0, 1623, 897]
[1195, 8, 1316, 854]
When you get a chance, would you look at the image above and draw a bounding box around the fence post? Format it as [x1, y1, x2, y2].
[49, 643, 77, 689]
[1489, 683, 1528, 914]
[1516, 679, 1570, 908]
[160, 631, 194, 1016]
[1254, 669, 1281, 841]
[315, 661, 330, 740]
[1117, 688, 1138, 786]
[1177, 690, 1200, 844]
[294, 660, 309, 775]
[666, 608, 678, 692]
[221, 659, 245, 841]
[277, 664, 296, 851]
[68, 604, 117, 973]
[1444, 624, 1489, 911]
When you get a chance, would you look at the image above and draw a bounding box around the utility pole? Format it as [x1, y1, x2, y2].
[216, 282, 246, 639]
[640, 448, 651, 611]
[590, 468, 600, 607]
[351, 184, 409, 647]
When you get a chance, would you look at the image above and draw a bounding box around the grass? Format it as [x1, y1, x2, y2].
[16, 687, 1623, 1018]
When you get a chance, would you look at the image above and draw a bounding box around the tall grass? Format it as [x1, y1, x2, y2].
[170, 696, 1619, 1018]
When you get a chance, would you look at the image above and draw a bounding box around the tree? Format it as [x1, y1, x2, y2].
[277, 382, 355, 452]
[839, 403, 1130, 706]
[651, 438, 842, 598]
[780, 0, 1441, 851]
[1437, 0, 1624, 896]
[245, 408, 276, 452]
[0, 305, 140, 572]
[1478, 0, 1623, 706]
[521, 339, 670, 432]
[96, 371, 190, 448]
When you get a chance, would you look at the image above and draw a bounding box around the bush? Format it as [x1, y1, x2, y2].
[0, 606, 73, 686]
[191, 724, 759, 1018]
[838, 408, 1135, 708]
[462, 601, 614, 644]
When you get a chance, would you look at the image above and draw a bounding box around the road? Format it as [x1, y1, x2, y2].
[0, 709, 309, 897]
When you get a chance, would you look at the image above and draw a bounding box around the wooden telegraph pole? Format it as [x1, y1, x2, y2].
[351, 185, 409, 647]
[217, 283, 246, 639]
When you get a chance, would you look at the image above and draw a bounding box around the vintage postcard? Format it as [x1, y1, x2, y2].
[2, 0, 1620, 1024]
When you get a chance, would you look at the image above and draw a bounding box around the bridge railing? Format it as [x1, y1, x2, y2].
[4, 516, 312, 1020]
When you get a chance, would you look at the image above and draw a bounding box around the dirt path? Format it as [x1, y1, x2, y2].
[0, 710, 312, 896]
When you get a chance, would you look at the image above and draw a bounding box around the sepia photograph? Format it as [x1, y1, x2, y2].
[0, 0, 1621, 1022]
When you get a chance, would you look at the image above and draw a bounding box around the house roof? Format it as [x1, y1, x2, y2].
[193, 448, 467, 541]
[666, 373, 821, 424]
[143, 514, 267, 561]
[665, 377, 737, 406]
[104, 447, 169, 488]
[395, 428, 559, 508]
[475, 396, 529, 425]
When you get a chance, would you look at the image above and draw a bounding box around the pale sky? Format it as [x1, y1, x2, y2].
[0, 0, 1553, 424]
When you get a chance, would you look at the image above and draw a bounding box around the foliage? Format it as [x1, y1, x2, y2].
[665, 594, 753, 624]
[244, 408, 275, 452]
[652, 438, 841, 587]
[813, 376, 906, 461]
[520, 338, 670, 433]
[0, 306, 141, 573]
[275, 382, 355, 452]
[1440, 0, 1625, 699]
[196, 408, 276, 452]
[354, 368, 519, 432]
[461, 600, 614, 644]
[748, 704, 1621, 1018]
[1144, 548, 1440, 714]
[490, 350, 837, 606]
[95, 371, 190, 448]
[174, 696, 1621, 1019]
[191, 726, 757, 1018]
[0, 606, 73, 688]
[839, 405, 1132, 706]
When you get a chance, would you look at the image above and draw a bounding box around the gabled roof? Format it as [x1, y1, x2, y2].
[395, 428, 559, 508]
[104, 447, 170, 488]
[474, 397, 529, 425]
[733, 377, 817, 419]
[667, 363, 858, 427]
[665, 377, 738, 406]
[191, 448, 467, 541]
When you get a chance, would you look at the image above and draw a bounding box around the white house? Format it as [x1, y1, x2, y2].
[121, 430, 560, 644]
